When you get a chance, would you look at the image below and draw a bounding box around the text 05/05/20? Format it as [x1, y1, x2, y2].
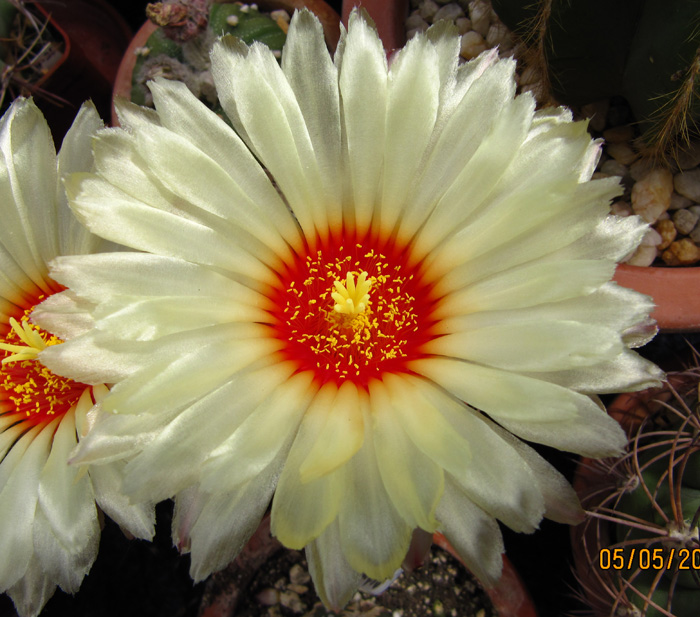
[599, 547, 700, 571]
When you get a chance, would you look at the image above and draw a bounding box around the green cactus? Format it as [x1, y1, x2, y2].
[131, 2, 287, 110]
[491, 0, 700, 162]
[579, 370, 700, 617]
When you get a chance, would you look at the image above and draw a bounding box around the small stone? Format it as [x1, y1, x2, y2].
[675, 140, 700, 170]
[279, 591, 304, 613]
[287, 584, 308, 594]
[610, 200, 633, 217]
[625, 245, 658, 267]
[468, 0, 490, 38]
[134, 46, 150, 57]
[669, 192, 693, 210]
[674, 168, 700, 202]
[600, 159, 628, 178]
[406, 12, 429, 30]
[662, 239, 700, 266]
[641, 227, 663, 247]
[673, 208, 699, 235]
[606, 141, 638, 166]
[406, 28, 424, 39]
[631, 168, 674, 223]
[655, 219, 677, 250]
[256, 588, 280, 606]
[581, 100, 609, 132]
[690, 223, 700, 243]
[603, 125, 635, 143]
[434, 3, 464, 22]
[629, 157, 655, 181]
[460, 31, 487, 60]
[486, 22, 511, 48]
[289, 563, 310, 585]
[519, 65, 539, 86]
[418, 0, 440, 20]
[455, 17, 472, 34]
[690, 205, 700, 217]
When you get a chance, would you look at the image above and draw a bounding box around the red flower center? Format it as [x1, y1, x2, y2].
[267, 230, 440, 387]
[0, 294, 89, 426]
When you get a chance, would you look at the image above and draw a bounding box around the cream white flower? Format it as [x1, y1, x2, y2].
[38, 9, 662, 609]
[0, 99, 154, 617]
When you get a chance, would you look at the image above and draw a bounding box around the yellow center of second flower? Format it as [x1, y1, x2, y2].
[0, 301, 88, 425]
[268, 232, 438, 387]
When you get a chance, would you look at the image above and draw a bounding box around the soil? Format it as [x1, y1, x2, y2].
[235, 547, 496, 617]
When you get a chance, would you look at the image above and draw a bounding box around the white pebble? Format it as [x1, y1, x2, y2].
[226, 14, 239, 26]
[272, 49, 281, 59]
[240, 4, 249, 13]
[625, 244, 658, 267]
[641, 227, 663, 247]
[629, 157, 654, 181]
[631, 168, 674, 223]
[419, 0, 440, 20]
[455, 17, 472, 34]
[674, 168, 700, 202]
[486, 22, 511, 48]
[134, 46, 150, 57]
[460, 31, 487, 59]
[406, 12, 429, 31]
[606, 141, 638, 166]
[610, 201, 633, 217]
[600, 159, 628, 178]
[434, 3, 465, 21]
[468, 0, 491, 38]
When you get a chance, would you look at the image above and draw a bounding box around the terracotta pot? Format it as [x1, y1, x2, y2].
[111, 0, 341, 126]
[32, 0, 131, 142]
[433, 533, 539, 617]
[341, 0, 409, 52]
[613, 264, 700, 333]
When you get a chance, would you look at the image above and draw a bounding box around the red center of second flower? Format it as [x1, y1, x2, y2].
[268, 231, 439, 387]
[0, 296, 89, 426]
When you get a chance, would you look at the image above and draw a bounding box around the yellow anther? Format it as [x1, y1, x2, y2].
[331, 271, 372, 315]
[0, 317, 47, 364]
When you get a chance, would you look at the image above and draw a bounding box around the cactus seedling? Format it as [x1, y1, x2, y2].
[131, 1, 288, 109]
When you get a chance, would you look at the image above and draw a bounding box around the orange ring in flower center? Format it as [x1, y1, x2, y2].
[266, 229, 440, 387]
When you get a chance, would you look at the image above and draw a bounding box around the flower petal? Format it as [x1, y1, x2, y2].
[369, 379, 443, 531]
[337, 10, 387, 232]
[271, 384, 346, 548]
[338, 393, 412, 580]
[306, 519, 363, 611]
[436, 477, 504, 587]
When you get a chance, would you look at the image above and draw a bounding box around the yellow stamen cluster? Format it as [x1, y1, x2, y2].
[332, 271, 372, 315]
[279, 245, 419, 381]
[0, 308, 82, 419]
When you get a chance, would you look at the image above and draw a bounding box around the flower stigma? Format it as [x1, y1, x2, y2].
[0, 302, 88, 424]
[268, 232, 439, 387]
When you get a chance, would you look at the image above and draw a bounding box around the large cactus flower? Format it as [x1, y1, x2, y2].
[38, 9, 662, 609]
[0, 99, 154, 617]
